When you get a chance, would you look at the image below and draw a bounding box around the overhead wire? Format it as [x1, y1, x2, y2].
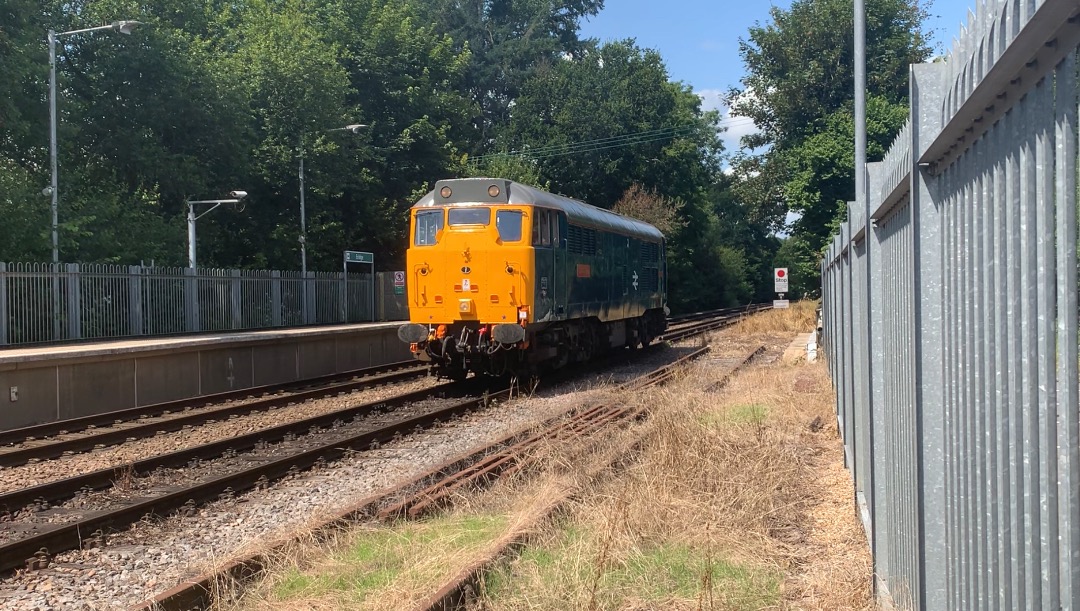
[470, 116, 757, 163]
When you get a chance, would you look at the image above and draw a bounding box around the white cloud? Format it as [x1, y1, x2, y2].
[697, 88, 761, 154]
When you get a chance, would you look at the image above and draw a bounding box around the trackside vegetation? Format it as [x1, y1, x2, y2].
[221, 303, 873, 610]
[1, 0, 928, 308]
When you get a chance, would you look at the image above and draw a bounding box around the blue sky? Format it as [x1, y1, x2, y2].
[579, 0, 978, 151]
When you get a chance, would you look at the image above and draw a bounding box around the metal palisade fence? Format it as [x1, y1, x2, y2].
[822, 0, 1079, 609]
[0, 263, 409, 346]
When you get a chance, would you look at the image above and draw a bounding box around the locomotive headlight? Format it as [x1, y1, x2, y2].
[487, 185, 501, 198]
[440, 186, 452, 198]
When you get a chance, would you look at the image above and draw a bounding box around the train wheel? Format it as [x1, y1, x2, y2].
[638, 317, 652, 347]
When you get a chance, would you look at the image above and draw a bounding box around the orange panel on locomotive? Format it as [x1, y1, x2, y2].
[397, 178, 668, 379]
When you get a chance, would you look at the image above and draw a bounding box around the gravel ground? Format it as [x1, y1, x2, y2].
[0, 345, 693, 610]
[0, 375, 442, 494]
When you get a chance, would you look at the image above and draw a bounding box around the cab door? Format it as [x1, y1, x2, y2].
[532, 208, 556, 321]
[552, 212, 566, 320]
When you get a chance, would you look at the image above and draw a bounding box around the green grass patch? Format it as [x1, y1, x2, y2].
[700, 403, 770, 427]
[270, 514, 507, 605]
[484, 526, 781, 610]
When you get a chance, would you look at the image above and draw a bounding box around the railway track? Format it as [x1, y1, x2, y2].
[0, 361, 428, 467]
[414, 344, 765, 611]
[0, 305, 770, 608]
[0, 378, 491, 574]
[661, 303, 770, 342]
[0, 305, 763, 469]
[134, 342, 755, 611]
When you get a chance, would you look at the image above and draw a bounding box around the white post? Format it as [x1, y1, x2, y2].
[48, 29, 59, 265]
[187, 201, 197, 269]
[299, 139, 307, 275]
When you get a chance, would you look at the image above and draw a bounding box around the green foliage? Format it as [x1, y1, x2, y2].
[0, 0, 45, 158]
[729, 0, 929, 149]
[0, 0, 800, 314]
[503, 40, 722, 209]
[727, 0, 930, 296]
[271, 514, 506, 604]
[0, 156, 48, 261]
[430, 0, 604, 147]
[783, 95, 908, 248]
[465, 154, 549, 189]
[772, 234, 823, 299]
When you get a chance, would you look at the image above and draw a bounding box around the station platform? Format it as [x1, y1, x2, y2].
[0, 323, 411, 431]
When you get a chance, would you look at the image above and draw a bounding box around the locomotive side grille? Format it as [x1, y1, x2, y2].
[638, 241, 660, 293]
[567, 225, 597, 256]
[639, 241, 659, 262]
[639, 268, 659, 292]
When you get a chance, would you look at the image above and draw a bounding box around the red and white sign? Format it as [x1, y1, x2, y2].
[774, 268, 789, 293]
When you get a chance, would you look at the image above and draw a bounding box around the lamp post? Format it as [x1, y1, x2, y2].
[298, 123, 366, 274]
[186, 191, 248, 269]
[48, 20, 142, 264]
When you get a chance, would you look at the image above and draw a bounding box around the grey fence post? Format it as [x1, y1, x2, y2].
[128, 265, 144, 336]
[910, 61, 948, 611]
[64, 263, 81, 340]
[302, 272, 315, 325]
[230, 269, 242, 329]
[50, 264, 61, 341]
[0, 262, 7, 346]
[185, 267, 200, 333]
[865, 160, 886, 582]
[271, 271, 282, 327]
[376, 272, 385, 322]
[340, 272, 347, 323]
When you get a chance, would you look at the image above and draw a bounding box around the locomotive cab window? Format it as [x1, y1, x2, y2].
[496, 210, 523, 242]
[414, 210, 443, 246]
[448, 207, 491, 226]
[532, 209, 554, 247]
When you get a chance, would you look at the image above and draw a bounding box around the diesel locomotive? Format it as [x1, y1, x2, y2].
[397, 178, 668, 379]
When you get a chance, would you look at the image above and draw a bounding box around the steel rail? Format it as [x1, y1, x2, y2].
[410, 344, 765, 611]
[0, 385, 507, 574]
[0, 364, 428, 467]
[132, 344, 725, 611]
[0, 379, 467, 515]
[379, 346, 711, 520]
[661, 305, 770, 343]
[0, 360, 422, 447]
[666, 304, 763, 324]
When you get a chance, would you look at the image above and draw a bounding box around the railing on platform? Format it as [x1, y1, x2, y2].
[0, 263, 409, 346]
[822, 0, 1079, 609]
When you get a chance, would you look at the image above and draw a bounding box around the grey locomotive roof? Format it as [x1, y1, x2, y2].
[411, 178, 664, 242]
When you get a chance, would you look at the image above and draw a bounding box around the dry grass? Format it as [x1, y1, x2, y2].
[479, 348, 873, 610]
[728, 301, 818, 336]
[213, 311, 871, 611]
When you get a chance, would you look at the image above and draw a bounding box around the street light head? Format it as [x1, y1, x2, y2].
[228, 190, 248, 200]
[344, 124, 368, 133]
[111, 20, 142, 35]
[41, 186, 54, 197]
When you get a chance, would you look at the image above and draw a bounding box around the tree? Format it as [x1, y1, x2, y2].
[782, 94, 908, 248]
[726, 0, 932, 280]
[501, 40, 722, 209]
[612, 183, 684, 236]
[430, 0, 604, 151]
[729, 0, 929, 150]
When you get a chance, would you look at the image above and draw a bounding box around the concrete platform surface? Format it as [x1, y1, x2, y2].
[0, 323, 403, 369]
[0, 323, 412, 431]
